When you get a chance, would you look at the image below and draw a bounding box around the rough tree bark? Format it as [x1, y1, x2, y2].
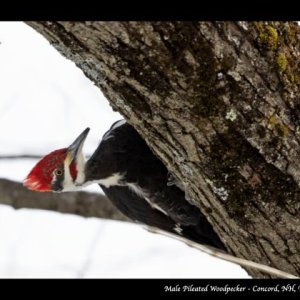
[0, 178, 128, 222]
[25, 21, 300, 278]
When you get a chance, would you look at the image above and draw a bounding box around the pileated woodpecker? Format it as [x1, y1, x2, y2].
[24, 120, 226, 251]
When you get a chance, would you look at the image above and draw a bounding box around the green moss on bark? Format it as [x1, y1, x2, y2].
[276, 52, 288, 72]
[257, 24, 278, 50]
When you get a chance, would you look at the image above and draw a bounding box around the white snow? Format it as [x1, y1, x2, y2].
[0, 22, 248, 278]
[0, 22, 120, 155]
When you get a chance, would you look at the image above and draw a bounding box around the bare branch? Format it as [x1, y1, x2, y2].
[0, 155, 42, 159]
[0, 154, 92, 160]
[0, 178, 129, 222]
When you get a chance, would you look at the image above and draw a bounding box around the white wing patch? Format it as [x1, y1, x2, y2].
[111, 119, 127, 130]
[102, 119, 127, 141]
[89, 173, 170, 217]
[126, 182, 148, 198]
[146, 198, 169, 216]
[127, 183, 169, 216]
[97, 173, 125, 188]
[174, 224, 183, 234]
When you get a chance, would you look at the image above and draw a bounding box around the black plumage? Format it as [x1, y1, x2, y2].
[86, 120, 226, 251]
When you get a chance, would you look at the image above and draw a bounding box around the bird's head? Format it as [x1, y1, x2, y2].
[23, 127, 90, 192]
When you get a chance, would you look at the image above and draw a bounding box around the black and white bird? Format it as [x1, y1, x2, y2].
[24, 120, 226, 251]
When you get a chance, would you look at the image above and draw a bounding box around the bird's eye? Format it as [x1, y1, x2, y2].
[55, 169, 63, 176]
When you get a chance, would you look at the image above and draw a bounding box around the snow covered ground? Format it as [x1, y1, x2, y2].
[0, 22, 248, 278]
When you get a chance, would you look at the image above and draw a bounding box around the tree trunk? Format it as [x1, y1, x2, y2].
[26, 21, 300, 278]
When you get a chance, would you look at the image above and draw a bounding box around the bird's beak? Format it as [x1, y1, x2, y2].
[67, 127, 90, 161]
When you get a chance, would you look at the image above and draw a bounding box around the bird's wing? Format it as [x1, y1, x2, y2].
[101, 185, 178, 233]
[147, 184, 201, 226]
[100, 184, 226, 250]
